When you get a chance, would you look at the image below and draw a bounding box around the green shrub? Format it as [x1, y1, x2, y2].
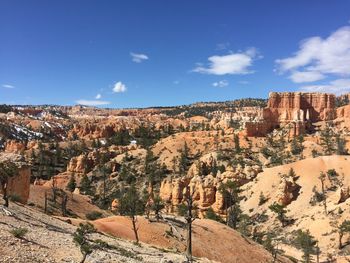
[86, 211, 103, 220]
[9, 227, 28, 239]
[9, 194, 22, 202]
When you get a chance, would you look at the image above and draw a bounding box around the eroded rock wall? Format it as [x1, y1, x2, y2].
[245, 92, 336, 137]
[0, 153, 31, 204]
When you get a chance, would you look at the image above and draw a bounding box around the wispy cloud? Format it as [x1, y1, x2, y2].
[95, 93, 102, 99]
[212, 80, 229, 87]
[113, 81, 127, 93]
[216, 42, 230, 50]
[288, 71, 325, 83]
[300, 79, 350, 95]
[2, 84, 15, 89]
[193, 48, 259, 75]
[276, 25, 350, 89]
[75, 99, 110, 106]
[130, 52, 149, 63]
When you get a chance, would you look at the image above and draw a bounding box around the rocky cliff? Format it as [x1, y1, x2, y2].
[246, 92, 336, 137]
[0, 153, 31, 204]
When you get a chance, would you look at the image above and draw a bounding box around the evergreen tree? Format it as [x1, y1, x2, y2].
[291, 135, 304, 155]
[219, 180, 242, 229]
[0, 161, 18, 207]
[335, 134, 348, 155]
[73, 223, 95, 263]
[269, 203, 288, 227]
[79, 174, 93, 195]
[320, 124, 335, 155]
[150, 195, 165, 221]
[293, 229, 317, 263]
[66, 173, 77, 193]
[318, 172, 328, 215]
[234, 133, 241, 153]
[118, 185, 145, 244]
[204, 207, 222, 222]
[339, 220, 350, 249]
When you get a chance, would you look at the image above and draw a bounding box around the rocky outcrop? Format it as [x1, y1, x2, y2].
[69, 123, 116, 139]
[4, 140, 26, 153]
[67, 150, 112, 174]
[245, 92, 336, 137]
[159, 164, 262, 217]
[265, 92, 335, 123]
[0, 153, 31, 204]
[276, 175, 301, 206]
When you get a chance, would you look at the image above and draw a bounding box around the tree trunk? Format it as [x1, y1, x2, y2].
[131, 216, 139, 243]
[80, 252, 87, 263]
[44, 192, 48, 213]
[2, 182, 9, 207]
[186, 193, 193, 262]
[339, 232, 343, 249]
[61, 193, 68, 217]
[320, 179, 327, 215]
[186, 218, 192, 262]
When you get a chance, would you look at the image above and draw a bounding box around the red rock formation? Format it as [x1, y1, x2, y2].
[4, 140, 26, 154]
[265, 92, 335, 123]
[245, 92, 336, 137]
[0, 153, 31, 204]
[69, 122, 116, 139]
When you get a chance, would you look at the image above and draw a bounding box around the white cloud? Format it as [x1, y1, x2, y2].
[289, 71, 325, 83]
[216, 42, 230, 50]
[2, 84, 15, 89]
[113, 81, 127, 93]
[130, 52, 149, 63]
[276, 26, 350, 83]
[75, 99, 110, 106]
[95, 93, 102, 99]
[300, 78, 350, 95]
[173, 80, 180, 85]
[238, 80, 249, 85]
[193, 48, 259, 75]
[212, 80, 229, 87]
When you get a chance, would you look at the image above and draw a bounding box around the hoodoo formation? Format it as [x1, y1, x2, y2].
[2, 90, 350, 262]
[245, 92, 336, 137]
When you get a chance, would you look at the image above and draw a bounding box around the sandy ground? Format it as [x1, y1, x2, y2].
[241, 155, 350, 261]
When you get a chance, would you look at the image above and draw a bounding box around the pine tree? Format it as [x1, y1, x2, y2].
[318, 172, 327, 215]
[79, 174, 93, 195]
[335, 134, 348, 155]
[293, 229, 317, 263]
[66, 173, 77, 193]
[118, 185, 145, 244]
[234, 134, 241, 153]
[73, 223, 95, 263]
[269, 203, 288, 227]
[0, 161, 18, 207]
[320, 124, 335, 155]
[204, 207, 222, 222]
[339, 220, 350, 249]
[150, 195, 165, 221]
[219, 180, 242, 229]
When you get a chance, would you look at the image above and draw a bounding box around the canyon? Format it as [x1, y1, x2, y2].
[1, 91, 350, 262]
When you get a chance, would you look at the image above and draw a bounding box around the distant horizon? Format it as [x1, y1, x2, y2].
[1, 1, 350, 107]
[2, 89, 347, 110]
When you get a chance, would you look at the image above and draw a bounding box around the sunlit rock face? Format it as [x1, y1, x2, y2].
[0, 153, 31, 204]
[245, 92, 336, 137]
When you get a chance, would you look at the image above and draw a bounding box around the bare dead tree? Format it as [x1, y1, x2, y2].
[318, 172, 327, 215]
[184, 186, 196, 262]
[61, 192, 68, 217]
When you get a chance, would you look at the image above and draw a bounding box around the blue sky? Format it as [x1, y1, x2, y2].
[1, 1, 350, 108]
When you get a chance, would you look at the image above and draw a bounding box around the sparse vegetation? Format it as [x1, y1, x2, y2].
[9, 227, 28, 239]
[73, 223, 95, 263]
